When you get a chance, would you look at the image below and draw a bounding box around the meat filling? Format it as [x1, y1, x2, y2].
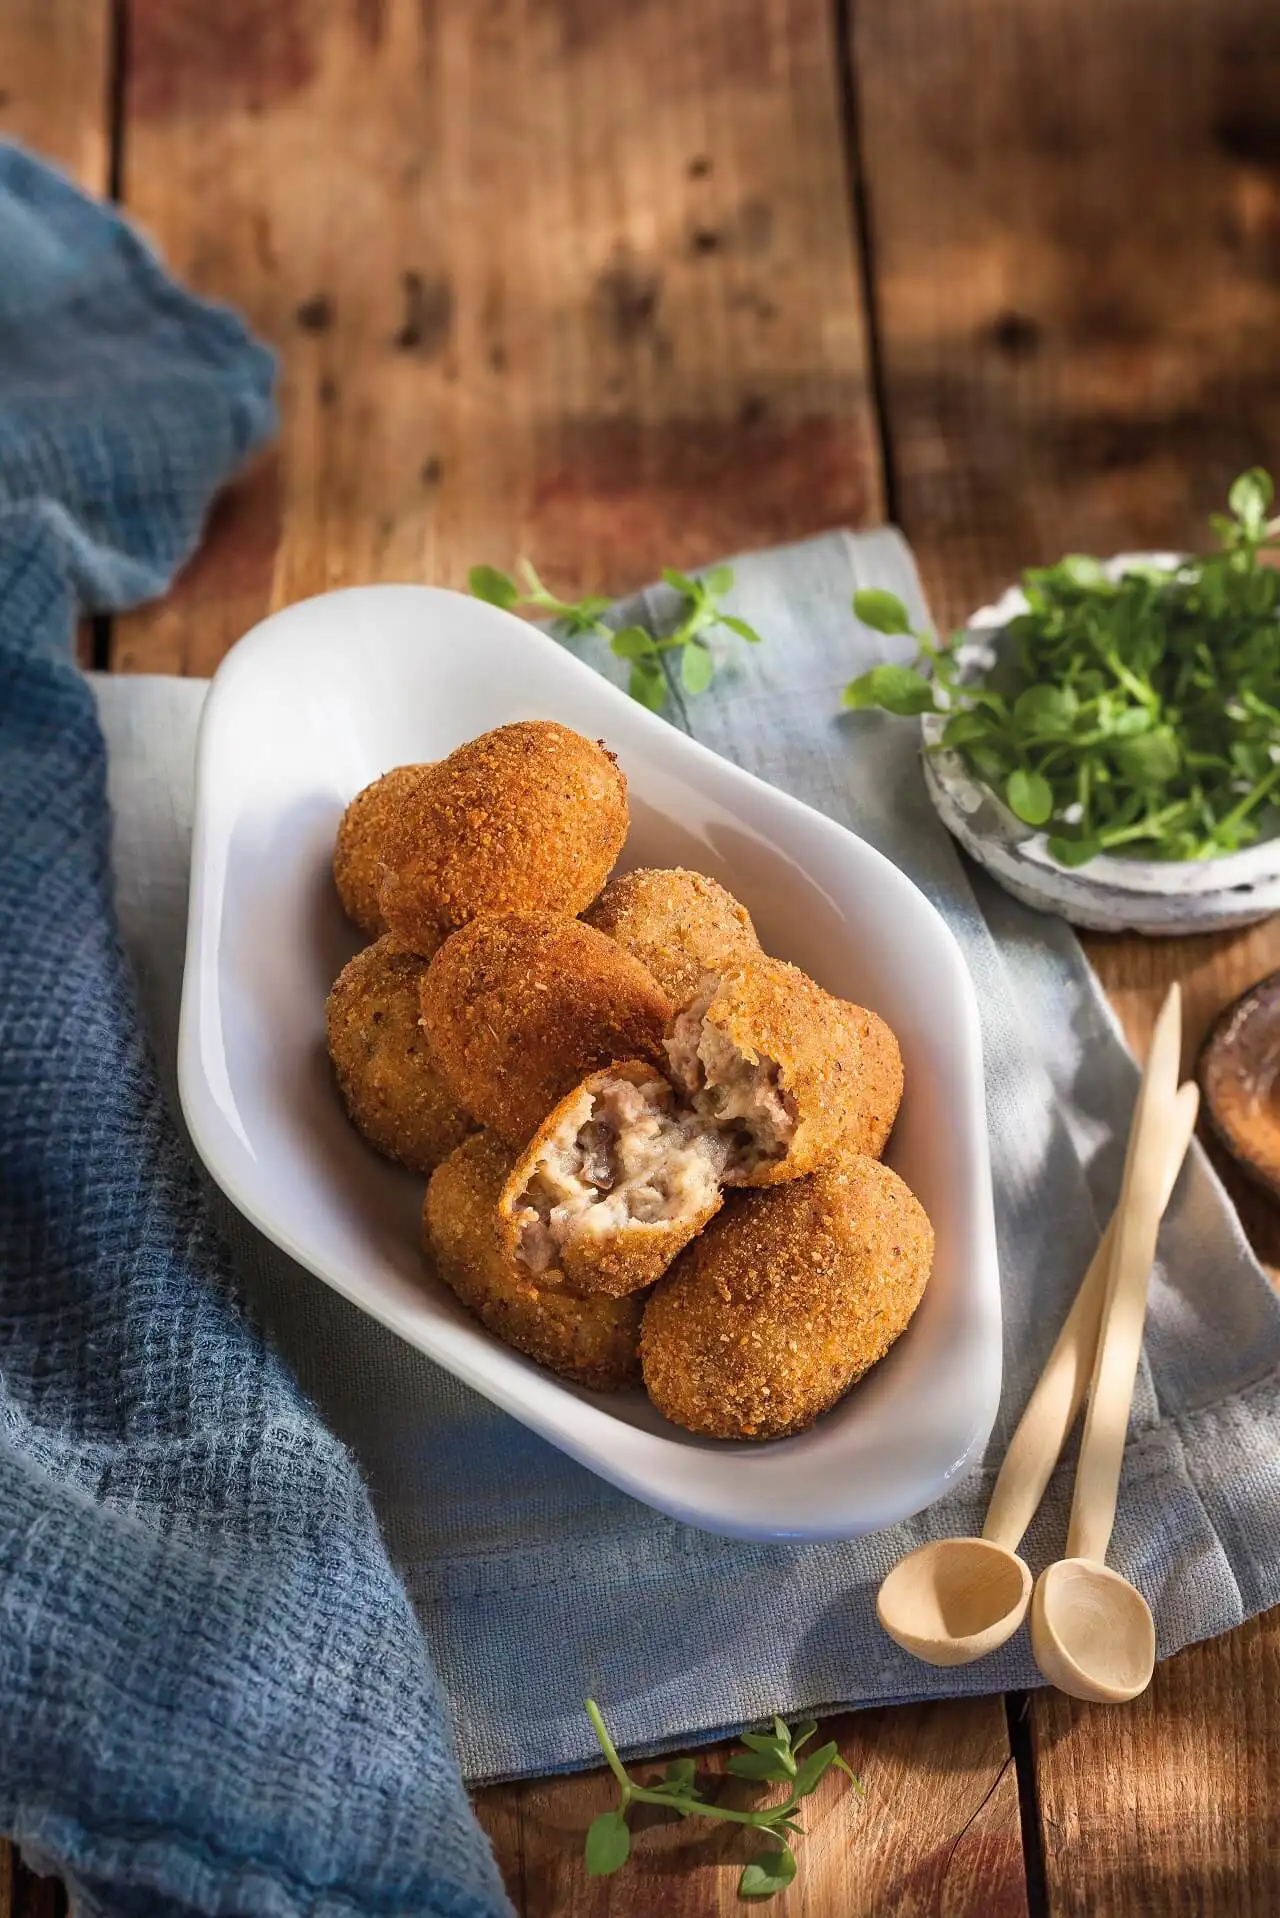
[514, 1073, 726, 1276]
[663, 978, 796, 1179]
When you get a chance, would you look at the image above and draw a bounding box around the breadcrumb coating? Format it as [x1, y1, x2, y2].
[325, 936, 474, 1175]
[425, 1131, 645, 1389]
[333, 764, 434, 939]
[420, 911, 672, 1147]
[641, 1154, 933, 1438]
[584, 867, 760, 1004]
[380, 722, 628, 953]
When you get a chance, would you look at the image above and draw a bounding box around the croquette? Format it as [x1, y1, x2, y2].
[425, 1132, 645, 1389]
[420, 912, 672, 1147]
[333, 764, 434, 939]
[583, 867, 761, 1004]
[498, 1062, 725, 1298]
[380, 722, 629, 953]
[326, 937, 474, 1175]
[664, 958, 903, 1185]
[641, 1154, 933, 1438]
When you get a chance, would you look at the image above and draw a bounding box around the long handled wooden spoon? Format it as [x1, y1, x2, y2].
[878, 1025, 1195, 1669]
[1029, 983, 1184, 1703]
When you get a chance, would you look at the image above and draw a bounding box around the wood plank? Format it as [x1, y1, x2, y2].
[852, 0, 1280, 1910]
[1032, 1614, 1280, 1915]
[472, 1703, 1028, 1917]
[0, 0, 110, 190]
[115, 0, 884, 673]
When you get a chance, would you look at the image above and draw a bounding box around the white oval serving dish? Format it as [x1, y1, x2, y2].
[923, 553, 1280, 935]
[179, 584, 1000, 1541]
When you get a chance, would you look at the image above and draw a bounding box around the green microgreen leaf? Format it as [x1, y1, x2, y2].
[1048, 835, 1104, 867]
[790, 1742, 841, 1797]
[663, 1757, 699, 1791]
[662, 565, 699, 596]
[853, 587, 915, 637]
[739, 1845, 798, 1899]
[610, 624, 658, 659]
[728, 1750, 796, 1783]
[585, 1810, 631, 1877]
[467, 565, 519, 609]
[629, 662, 668, 710]
[1005, 768, 1054, 826]
[703, 563, 735, 596]
[720, 613, 763, 643]
[681, 639, 715, 695]
[842, 664, 937, 716]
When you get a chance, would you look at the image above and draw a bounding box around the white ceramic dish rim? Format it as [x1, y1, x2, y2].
[922, 551, 1280, 895]
[178, 583, 1002, 1541]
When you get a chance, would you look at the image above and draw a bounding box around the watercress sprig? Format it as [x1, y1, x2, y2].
[468, 560, 762, 711]
[582, 1698, 860, 1901]
[842, 470, 1280, 867]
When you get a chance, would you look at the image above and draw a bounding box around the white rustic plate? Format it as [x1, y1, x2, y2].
[923, 553, 1280, 935]
[179, 585, 1000, 1540]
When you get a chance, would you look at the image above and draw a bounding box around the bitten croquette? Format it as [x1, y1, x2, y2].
[498, 1061, 724, 1298]
[640, 1154, 933, 1438]
[420, 912, 671, 1148]
[584, 867, 761, 1004]
[379, 722, 629, 953]
[325, 937, 474, 1175]
[333, 764, 434, 939]
[426, 1132, 646, 1390]
[664, 958, 903, 1185]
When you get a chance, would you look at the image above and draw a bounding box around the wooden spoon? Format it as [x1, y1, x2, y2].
[1029, 983, 1184, 1703]
[877, 1062, 1197, 1670]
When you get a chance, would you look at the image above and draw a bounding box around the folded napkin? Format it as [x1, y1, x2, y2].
[0, 147, 511, 1918]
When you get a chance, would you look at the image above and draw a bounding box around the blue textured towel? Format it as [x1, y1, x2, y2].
[0, 148, 511, 1918]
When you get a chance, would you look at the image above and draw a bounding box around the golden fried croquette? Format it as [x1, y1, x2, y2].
[333, 764, 434, 939]
[498, 1062, 724, 1299]
[641, 1155, 933, 1438]
[664, 959, 903, 1185]
[420, 912, 671, 1148]
[583, 868, 760, 1004]
[379, 722, 629, 953]
[425, 1132, 645, 1389]
[326, 937, 474, 1175]
[834, 1001, 904, 1161]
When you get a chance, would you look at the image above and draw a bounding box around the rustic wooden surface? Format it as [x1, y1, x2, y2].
[7, 0, 1280, 1912]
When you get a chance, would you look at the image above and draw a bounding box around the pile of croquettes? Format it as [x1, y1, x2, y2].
[326, 720, 933, 1441]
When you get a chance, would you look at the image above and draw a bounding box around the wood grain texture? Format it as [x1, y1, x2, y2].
[0, 0, 110, 189]
[115, 0, 882, 673]
[852, 0, 1280, 632]
[852, 3, 1280, 1911]
[1032, 1614, 1280, 1915]
[472, 1704, 1028, 1917]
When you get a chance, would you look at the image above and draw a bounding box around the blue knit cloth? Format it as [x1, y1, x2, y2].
[0, 148, 511, 1918]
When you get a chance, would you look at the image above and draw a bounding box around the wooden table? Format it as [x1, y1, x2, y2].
[5, 2, 1280, 1911]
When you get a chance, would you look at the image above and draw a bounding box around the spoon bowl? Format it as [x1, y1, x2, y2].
[876, 1536, 1033, 1667]
[1030, 1557, 1156, 1703]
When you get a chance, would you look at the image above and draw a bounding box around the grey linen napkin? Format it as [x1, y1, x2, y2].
[97, 527, 1280, 1783]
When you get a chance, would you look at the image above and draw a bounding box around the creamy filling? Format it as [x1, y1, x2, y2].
[663, 977, 796, 1180]
[515, 1073, 726, 1275]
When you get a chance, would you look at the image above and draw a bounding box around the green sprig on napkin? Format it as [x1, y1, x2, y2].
[469, 558, 763, 708]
